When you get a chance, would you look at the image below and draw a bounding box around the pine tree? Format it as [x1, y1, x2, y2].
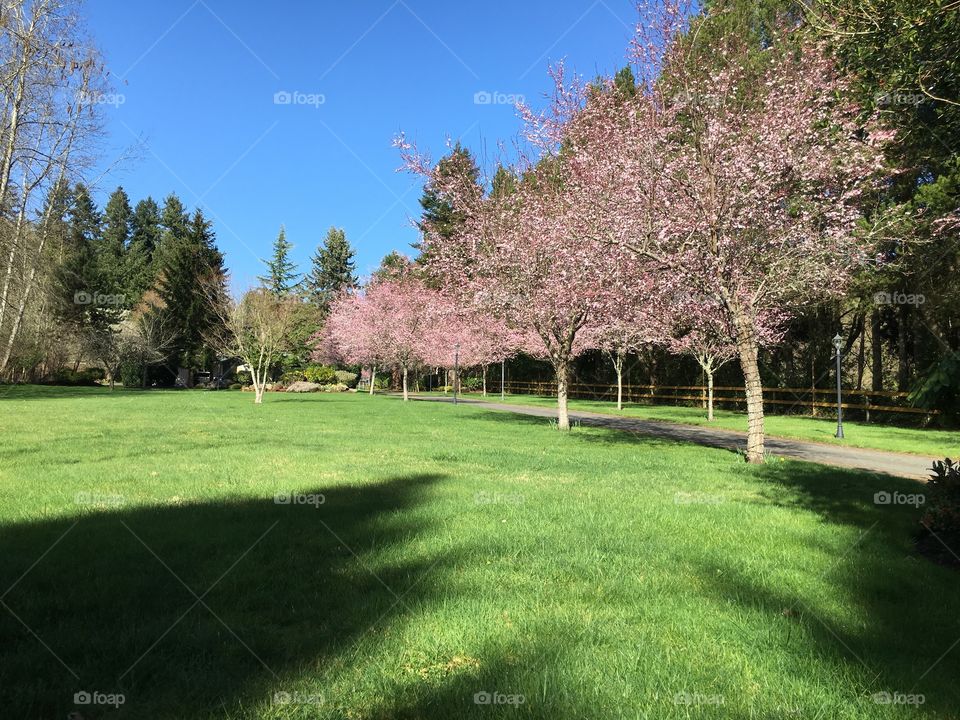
[99, 186, 132, 304]
[155, 193, 190, 267]
[415, 144, 481, 261]
[258, 225, 300, 296]
[56, 184, 101, 333]
[155, 208, 226, 371]
[127, 197, 162, 302]
[305, 226, 357, 310]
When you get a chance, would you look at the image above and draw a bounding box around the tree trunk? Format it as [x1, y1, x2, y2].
[722, 292, 765, 463]
[482, 365, 487, 397]
[402, 366, 409, 401]
[706, 369, 714, 422]
[556, 360, 570, 431]
[612, 352, 624, 410]
[871, 310, 883, 391]
[369, 365, 376, 395]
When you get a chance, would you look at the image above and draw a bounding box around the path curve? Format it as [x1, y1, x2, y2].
[409, 395, 934, 481]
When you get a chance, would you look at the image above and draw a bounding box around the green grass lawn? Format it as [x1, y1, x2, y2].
[448, 391, 959, 459]
[0, 385, 956, 719]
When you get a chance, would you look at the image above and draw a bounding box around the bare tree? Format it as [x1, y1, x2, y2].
[205, 286, 298, 404]
[0, 0, 108, 377]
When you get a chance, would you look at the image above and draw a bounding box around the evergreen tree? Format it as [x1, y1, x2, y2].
[258, 225, 300, 296]
[56, 184, 100, 328]
[156, 193, 189, 267]
[415, 143, 481, 261]
[127, 197, 162, 302]
[305, 226, 357, 310]
[98, 186, 132, 304]
[155, 208, 226, 372]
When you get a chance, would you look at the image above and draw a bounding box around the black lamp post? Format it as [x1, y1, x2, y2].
[832, 333, 844, 439]
[501, 358, 505, 401]
[453, 343, 460, 406]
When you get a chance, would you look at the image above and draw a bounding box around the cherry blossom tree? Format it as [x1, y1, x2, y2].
[557, 3, 890, 461]
[396, 132, 618, 430]
[313, 290, 384, 395]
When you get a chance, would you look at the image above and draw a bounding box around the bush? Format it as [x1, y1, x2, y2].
[462, 377, 482, 391]
[304, 365, 337, 384]
[920, 458, 960, 564]
[438, 385, 452, 393]
[335, 370, 359, 388]
[119, 361, 143, 388]
[49, 368, 105, 386]
[234, 371, 252, 386]
[280, 370, 306, 385]
[228, 383, 243, 390]
[320, 383, 349, 393]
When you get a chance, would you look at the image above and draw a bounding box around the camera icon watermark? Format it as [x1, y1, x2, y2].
[75, 491, 126, 508]
[274, 491, 325, 508]
[873, 490, 925, 507]
[473, 90, 525, 106]
[473, 690, 525, 705]
[674, 691, 725, 706]
[73, 290, 126, 306]
[873, 291, 924, 306]
[272, 690, 324, 705]
[73, 690, 125, 708]
[674, 491, 725, 505]
[273, 90, 325, 108]
[76, 90, 125, 107]
[872, 691, 925, 706]
[876, 92, 925, 107]
[474, 491, 525, 505]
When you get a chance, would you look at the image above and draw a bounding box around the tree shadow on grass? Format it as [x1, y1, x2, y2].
[0, 473, 456, 718]
[688, 460, 960, 715]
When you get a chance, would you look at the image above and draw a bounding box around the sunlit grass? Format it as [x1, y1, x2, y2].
[0, 385, 956, 718]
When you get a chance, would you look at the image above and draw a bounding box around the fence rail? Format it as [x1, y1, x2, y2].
[491, 380, 937, 417]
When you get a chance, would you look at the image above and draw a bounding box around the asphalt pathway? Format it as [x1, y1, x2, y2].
[410, 395, 935, 481]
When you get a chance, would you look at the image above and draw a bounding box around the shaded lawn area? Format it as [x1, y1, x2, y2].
[0, 385, 957, 719]
[447, 391, 959, 459]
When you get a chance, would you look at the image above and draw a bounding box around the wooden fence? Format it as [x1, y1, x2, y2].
[490, 379, 937, 419]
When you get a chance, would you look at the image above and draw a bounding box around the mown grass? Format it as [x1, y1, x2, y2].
[0, 385, 957, 719]
[448, 391, 959, 459]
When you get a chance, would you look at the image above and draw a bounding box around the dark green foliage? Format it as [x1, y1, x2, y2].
[127, 197, 162, 302]
[920, 458, 960, 565]
[305, 226, 357, 310]
[98, 187, 132, 303]
[155, 209, 226, 368]
[47, 367, 105, 386]
[415, 143, 481, 262]
[304, 364, 337, 384]
[258, 225, 300, 296]
[910, 352, 960, 423]
[334, 370, 359, 388]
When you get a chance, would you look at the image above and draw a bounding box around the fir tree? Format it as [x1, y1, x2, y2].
[98, 186, 132, 304]
[305, 226, 357, 310]
[258, 225, 300, 296]
[127, 197, 162, 302]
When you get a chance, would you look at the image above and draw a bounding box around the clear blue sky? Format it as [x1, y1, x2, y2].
[87, 0, 637, 289]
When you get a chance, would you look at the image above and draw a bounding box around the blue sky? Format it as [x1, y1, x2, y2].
[86, 0, 637, 289]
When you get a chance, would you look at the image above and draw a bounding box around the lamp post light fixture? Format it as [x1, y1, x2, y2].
[832, 333, 844, 439]
[453, 343, 461, 406]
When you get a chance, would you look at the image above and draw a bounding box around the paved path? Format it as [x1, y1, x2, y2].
[410, 395, 934, 481]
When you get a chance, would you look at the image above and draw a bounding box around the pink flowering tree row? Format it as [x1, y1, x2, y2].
[315, 270, 523, 401]
[397, 1, 890, 461]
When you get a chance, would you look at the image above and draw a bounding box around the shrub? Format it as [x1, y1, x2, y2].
[234, 371, 252, 386]
[920, 458, 960, 563]
[321, 383, 349, 393]
[304, 364, 337, 384]
[335, 370, 359, 388]
[228, 383, 243, 390]
[462, 377, 482, 391]
[49, 368, 105, 386]
[119, 361, 143, 388]
[280, 370, 306, 385]
[438, 385, 452, 393]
